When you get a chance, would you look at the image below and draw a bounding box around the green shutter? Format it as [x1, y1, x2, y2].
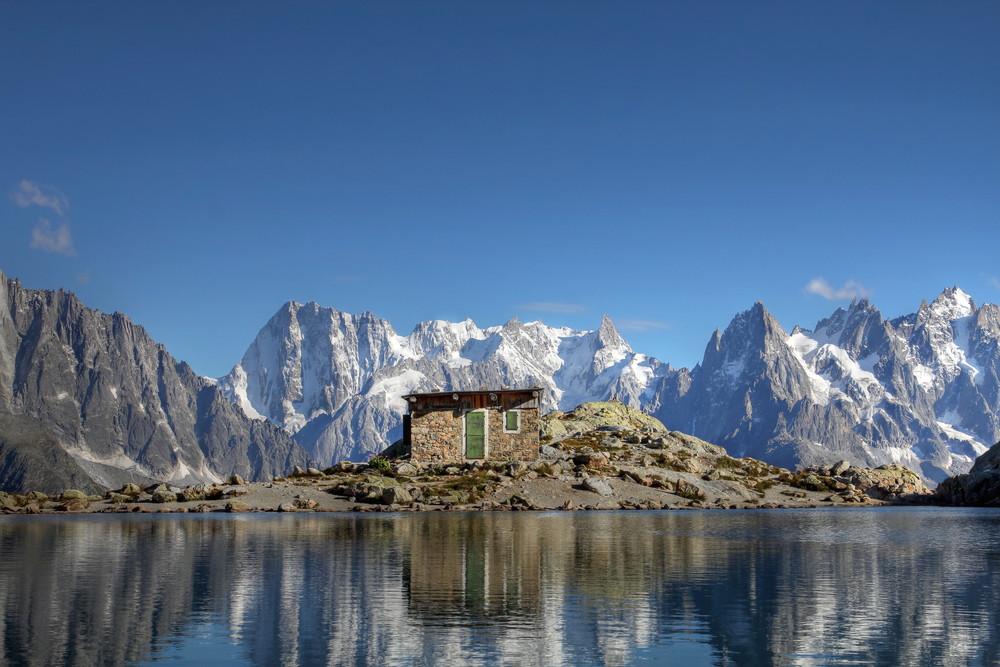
[465, 412, 485, 459]
[506, 410, 519, 431]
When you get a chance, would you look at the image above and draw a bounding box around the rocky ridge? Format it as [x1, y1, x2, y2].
[0, 270, 313, 490]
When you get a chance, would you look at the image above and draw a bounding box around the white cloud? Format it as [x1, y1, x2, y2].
[615, 319, 671, 332]
[10, 180, 69, 216]
[520, 302, 586, 314]
[31, 218, 76, 256]
[804, 277, 871, 301]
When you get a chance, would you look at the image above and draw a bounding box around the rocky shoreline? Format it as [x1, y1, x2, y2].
[0, 428, 934, 516]
[4, 399, 994, 516]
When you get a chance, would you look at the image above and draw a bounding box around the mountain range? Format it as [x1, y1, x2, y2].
[219, 286, 998, 484]
[1, 264, 995, 490]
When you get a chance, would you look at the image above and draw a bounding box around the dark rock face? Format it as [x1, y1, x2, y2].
[0, 270, 312, 489]
[935, 442, 1000, 506]
[0, 413, 103, 495]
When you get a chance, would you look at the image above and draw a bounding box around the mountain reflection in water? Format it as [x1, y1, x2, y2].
[0, 509, 997, 667]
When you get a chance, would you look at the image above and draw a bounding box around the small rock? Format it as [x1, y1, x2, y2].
[595, 501, 621, 510]
[278, 503, 297, 512]
[226, 501, 250, 513]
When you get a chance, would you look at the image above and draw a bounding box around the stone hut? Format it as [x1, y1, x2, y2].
[401, 387, 542, 463]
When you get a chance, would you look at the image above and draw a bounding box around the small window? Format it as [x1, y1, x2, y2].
[504, 410, 519, 432]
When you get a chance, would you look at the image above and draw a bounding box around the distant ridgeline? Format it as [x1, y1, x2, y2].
[0, 269, 313, 494]
[1, 265, 998, 493]
[218, 288, 999, 484]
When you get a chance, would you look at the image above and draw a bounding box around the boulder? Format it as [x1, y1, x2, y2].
[61, 490, 87, 501]
[119, 484, 141, 496]
[56, 498, 89, 511]
[382, 487, 413, 506]
[830, 460, 851, 476]
[278, 503, 297, 512]
[225, 501, 250, 513]
[583, 477, 614, 496]
[573, 452, 607, 469]
[595, 501, 621, 510]
[180, 488, 206, 502]
[294, 498, 318, 509]
[539, 445, 561, 459]
[395, 462, 419, 476]
[307, 468, 324, 477]
[152, 491, 177, 503]
[506, 461, 529, 476]
[229, 474, 247, 486]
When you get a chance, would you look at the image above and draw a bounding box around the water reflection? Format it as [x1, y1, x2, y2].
[0, 509, 998, 666]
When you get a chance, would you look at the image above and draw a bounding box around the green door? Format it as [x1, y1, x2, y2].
[465, 412, 485, 459]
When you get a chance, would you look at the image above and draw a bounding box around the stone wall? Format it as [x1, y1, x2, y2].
[409, 407, 539, 463]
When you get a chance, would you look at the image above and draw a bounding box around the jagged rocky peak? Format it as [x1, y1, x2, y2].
[0, 270, 312, 491]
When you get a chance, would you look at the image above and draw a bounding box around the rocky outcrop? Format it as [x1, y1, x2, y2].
[934, 441, 1000, 506]
[541, 399, 668, 439]
[0, 270, 313, 490]
[787, 461, 930, 501]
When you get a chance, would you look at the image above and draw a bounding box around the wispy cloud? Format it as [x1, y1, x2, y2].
[804, 277, 871, 301]
[76, 269, 91, 283]
[31, 218, 76, 256]
[10, 180, 69, 216]
[988, 276, 1000, 293]
[520, 302, 586, 314]
[615, 318, 671, 332]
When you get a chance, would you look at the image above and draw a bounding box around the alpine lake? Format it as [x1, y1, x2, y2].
[0, 507, 997, 667]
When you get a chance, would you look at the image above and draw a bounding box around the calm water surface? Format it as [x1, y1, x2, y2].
[0, 508, 998, 667]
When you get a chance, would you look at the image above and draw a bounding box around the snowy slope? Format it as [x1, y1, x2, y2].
[219, 304, 671, 464]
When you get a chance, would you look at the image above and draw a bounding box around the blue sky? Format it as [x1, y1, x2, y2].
[2, 1, 998, 378]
